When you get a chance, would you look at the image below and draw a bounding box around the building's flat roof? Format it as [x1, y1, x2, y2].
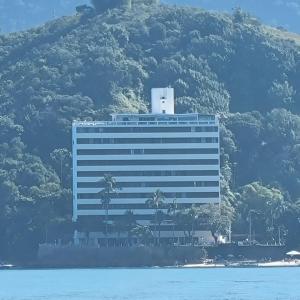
[73, 113, 218, 127]
[110, 113, 200, 117]
[110, 113, 215, 117]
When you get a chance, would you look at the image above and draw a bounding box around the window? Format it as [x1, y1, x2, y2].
[78, 137, 219, 144]
[77, 149, 131, 155]
[144, 148, 218, 155]
[77, 192, 219, 199]
[77, 159, 219, 166]
[195, 127, 218, 132]
[76, 127, 103, 133]
[77, 170, 219, 177]
[133, 149, 144, 155]
[77, 181, 219, 188]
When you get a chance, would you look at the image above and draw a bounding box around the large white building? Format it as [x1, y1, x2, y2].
[72, 88, 220, 244]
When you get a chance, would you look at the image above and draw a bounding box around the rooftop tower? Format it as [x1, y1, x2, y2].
[151, 88, 175, 114]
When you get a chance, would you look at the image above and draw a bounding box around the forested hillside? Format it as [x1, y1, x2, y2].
[2, 0, 300, 34]
[1, 1, 300, 260]
[170, 0, 300, 33]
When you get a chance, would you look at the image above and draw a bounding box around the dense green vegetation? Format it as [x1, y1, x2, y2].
[172, 0, 300, 34]
[1, 0, 300, 261]
[2, 0, 300, 34]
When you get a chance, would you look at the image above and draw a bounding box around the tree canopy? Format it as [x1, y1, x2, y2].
[0, 2, 300, 260]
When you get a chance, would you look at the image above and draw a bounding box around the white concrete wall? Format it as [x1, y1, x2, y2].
[72, 117, 221, 221]
[151, 88, 175, 114]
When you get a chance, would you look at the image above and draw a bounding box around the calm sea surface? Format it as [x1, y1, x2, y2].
[0, 267, 300, 300]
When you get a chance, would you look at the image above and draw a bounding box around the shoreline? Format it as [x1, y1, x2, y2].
[2, 260, 300, 270]
[183, 259, 300, 268]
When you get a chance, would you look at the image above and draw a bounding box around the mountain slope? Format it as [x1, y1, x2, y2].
[2, 0, 300, 34]
[0, 3, 300, 259]
[167, 0, 300, 33]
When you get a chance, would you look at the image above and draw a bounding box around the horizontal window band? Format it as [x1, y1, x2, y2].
[76, 214, 215, 223]
[77, 159, 219, 166]
[77, 148, 219, 155]
[77, 203, 215, 210]
[77, 137, 219, 144]
[75, 226, 211, 233]
[76, 126, 218, 133]
[77, 170, 219, 177]
[77, 192, 220, 199]
[77, 181, 219, 188]
[75, 218, 211, 230]
[77, 215, 153, 221]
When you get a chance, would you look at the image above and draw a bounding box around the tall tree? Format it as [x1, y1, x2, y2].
[175, 206, 201, 245]
[131, 225, 153, 245]
[146, 189, 165, 245]
[123, 210, 136, 246]
[50, 148, 71, 187]
[168, 199, 178, 244]
[237, 182, 286, 243]
[98, 174, 119, 247]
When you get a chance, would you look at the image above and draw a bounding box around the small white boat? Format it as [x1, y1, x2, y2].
[0, 264, 15, 270]
[225, 261, 259, 268]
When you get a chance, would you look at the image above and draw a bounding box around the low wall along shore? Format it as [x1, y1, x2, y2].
[209, 244, 287, 261]
[37, 244, 287, 268]
[37, 244, 207, 267]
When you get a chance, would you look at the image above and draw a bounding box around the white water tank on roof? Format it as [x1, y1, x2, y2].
[151, 88, 175, 114]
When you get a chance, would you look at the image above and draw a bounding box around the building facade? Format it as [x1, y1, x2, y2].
[72, 88, 220, 244]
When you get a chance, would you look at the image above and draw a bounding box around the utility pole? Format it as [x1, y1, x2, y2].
[172, 199, 177, 245]
[60, 156, 63, 187]
[249, 210, 253, 246]
[232, 162, 237, 189]
[228, 221, 232, 244]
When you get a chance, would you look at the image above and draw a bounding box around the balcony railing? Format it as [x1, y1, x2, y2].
[73, 120, 217, 127]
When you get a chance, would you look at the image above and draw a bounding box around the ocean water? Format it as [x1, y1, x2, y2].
[0, 267, 300, 300]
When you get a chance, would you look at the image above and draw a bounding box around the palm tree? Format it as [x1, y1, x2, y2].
[266, 198, 286, 243]
[113, 219, 125, 246]
[175, 206, 201, 245]
[155, 210, 166, 245]
[131, 225, 153, 246]
[50, 148, 71, 187]
[188, 206, 200, 246]
[77, 217, 103, 245]
[174, 209, 190, 244]
[98, 174, 119, 247]
[146, 189, 165, 246]
[123, 210, 136, 246]
[112, 210, 136, 246]
[168, 199, 178, 245]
